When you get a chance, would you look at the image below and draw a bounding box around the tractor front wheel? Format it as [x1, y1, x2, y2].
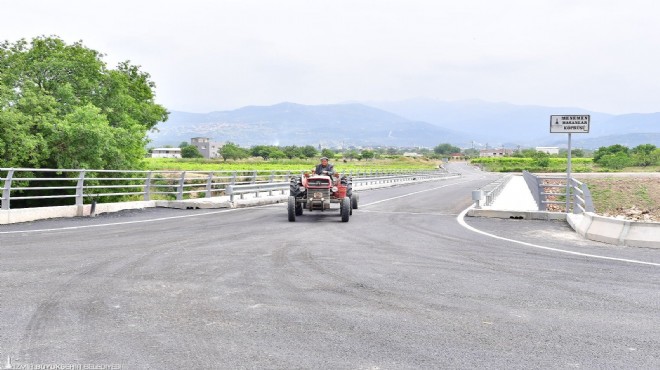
[340, 197, 350, 222]
[288, 196, 296, 222]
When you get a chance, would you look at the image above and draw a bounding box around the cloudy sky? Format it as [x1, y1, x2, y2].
[3, 0, 660, 114]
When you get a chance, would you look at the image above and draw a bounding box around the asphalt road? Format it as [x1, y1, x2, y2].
[1, 163, 658, 369]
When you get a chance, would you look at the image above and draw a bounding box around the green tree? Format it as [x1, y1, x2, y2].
[593, 144, 629, 163]
[219, 142, 248, 162]
[631, 144, 657, 166]
[283, 145, 302, 159]
[300, 145, 318, 158]
[343, 149, 359, 161]
[250, 145, 280, 160]
[599, 152, 631, 169]
[321, 148, 335, 159]
[0, 36, 168, 170]
[531, 151, 550, 168]
[571, 148, 585, 158]
[433, 143, 460, 155]
[360, 150, 375, 160]
[181, 145, 203, 158]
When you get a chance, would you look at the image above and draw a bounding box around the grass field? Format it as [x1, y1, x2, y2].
[575, 176, 660, 221]
[143, 157, 441, 172]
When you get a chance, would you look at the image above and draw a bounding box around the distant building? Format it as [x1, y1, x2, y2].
[151, 148, 181, 158]
[449, 152, 466, 160]
[403, 152, 423, 157]
[191, 137, 223, 159]
[479, 148, 513, 157]
[535, 146, 560, 155]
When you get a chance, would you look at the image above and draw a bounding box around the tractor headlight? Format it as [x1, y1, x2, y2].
[331, 186, 338, 192]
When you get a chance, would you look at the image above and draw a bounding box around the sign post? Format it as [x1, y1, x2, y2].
[550, 115, 590, 212]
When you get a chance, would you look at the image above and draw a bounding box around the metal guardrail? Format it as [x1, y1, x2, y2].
[522, 171, 594, 213]
[225, 182, 290, 202]
[471, 174, 512, 208]
[0, 168, 450, 210]
[224, 171, 459, 202]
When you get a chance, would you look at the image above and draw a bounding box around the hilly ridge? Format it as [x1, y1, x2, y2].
[149, 100, 660, 149]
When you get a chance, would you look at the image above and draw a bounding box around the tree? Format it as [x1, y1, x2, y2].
[343, 149, 359, 161]
[321, 148, 335, 159]
[218, 142, 247, 162]
[631, 144, 657, 166]
[360, 150, 375, 160]
[571, 148, 585, 158]
[599, 152, 631, 169]
[433, 143, 461, 155]
[531, 151, 550, 168]
[181, 145, 203, 158]
[0, 36, 168, 170]
[283, 145, 303, 159]
[250, 145, 279, 160]
[300, 145, 318, 158]
[593, 144, 629, 163]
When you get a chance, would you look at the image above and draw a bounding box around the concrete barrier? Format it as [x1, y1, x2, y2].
[0, 201, 156, 224]
[567, 212, 660, 249]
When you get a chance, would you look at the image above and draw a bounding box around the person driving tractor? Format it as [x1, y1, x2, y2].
[315, 157, 335, 177]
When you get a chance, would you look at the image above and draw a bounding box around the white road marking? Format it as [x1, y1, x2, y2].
[0, 205, 277, 234]
[361, 180, 472, 208]
[457, 205, 660, 267]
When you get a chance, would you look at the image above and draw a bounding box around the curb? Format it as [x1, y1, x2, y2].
[567, 212, 660, 249]
[467, 208, 567, 221]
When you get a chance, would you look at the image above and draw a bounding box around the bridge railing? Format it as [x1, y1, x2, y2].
[0, 168, 451, 210]
[522, 171, 594, 214]
[472, 174, 513, 208]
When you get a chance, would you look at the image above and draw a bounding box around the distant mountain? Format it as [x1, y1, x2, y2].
[148, 99, 660, 149]
[149, 102, 469, 148]
[556, 133, 660, 149]
[364, 98, 660, 148]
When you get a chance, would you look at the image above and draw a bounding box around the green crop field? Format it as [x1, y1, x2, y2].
[469, 157, 595, 172]
[143, 157, 441, 172]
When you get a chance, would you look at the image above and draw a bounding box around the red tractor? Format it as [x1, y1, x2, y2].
[288, 171, 357, 222]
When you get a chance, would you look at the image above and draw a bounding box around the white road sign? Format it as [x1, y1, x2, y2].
[550, 115, 590, 133]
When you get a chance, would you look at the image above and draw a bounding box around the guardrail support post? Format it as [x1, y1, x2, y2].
[2, 169, 14, 210]
[76, 170, 86, 216]
[177, 171, 186, 200]
[582, 183, 595, 213]
[205, 172, 214, 198]
[144, 171, 152, 201]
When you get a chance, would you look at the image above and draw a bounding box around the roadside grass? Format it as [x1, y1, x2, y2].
[469, 157, 660, 173]
[469, 157, 595, 172]
[574, 177, 660, 220]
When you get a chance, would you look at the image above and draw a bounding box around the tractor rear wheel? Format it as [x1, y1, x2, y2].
[351, 194, 359, 209]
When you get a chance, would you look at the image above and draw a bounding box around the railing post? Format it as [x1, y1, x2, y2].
[582, 183, 595, 213]
[177, 171, 186, 200]
[205, 172, 214, 198]
[76, 170, 86, 216]
[76, 170, 86, 207]
[2, 169, 14, 210]
[231, 171, 237, 185]
[144, 171, 152, 201]
[269, 171, 275, 183]
[251, 170, 257, 184]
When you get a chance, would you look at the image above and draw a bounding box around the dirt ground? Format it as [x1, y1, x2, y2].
[575, 176, 660, 222]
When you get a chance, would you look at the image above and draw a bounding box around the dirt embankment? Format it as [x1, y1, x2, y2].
[575, 175, 660, 222]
